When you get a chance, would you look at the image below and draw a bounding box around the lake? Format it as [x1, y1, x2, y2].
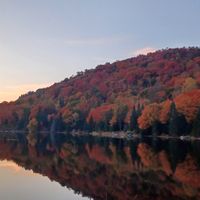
[0, 133, 200, 200]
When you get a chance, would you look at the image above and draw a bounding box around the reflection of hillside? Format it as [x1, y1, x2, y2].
[175, 155, 200, 188]
[0, 134, 200, 200]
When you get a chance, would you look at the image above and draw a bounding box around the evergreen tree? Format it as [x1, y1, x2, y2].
[17, 108, 30, 129]
[152, 121, 162, 137]
[169, 102, 188, 136]
[55, 115, 65, 132]
[130, 108, 140, 132]
[104, 110, 113, 131]
[116, 105, 128, 131]
[191, 109, 200, 137]
[88, 116, 95, 132]
[169, 102, 179, 136]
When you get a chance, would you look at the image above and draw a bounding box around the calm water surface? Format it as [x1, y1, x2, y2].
[0, 133, 200, 200]
[0, 160, 88, 200]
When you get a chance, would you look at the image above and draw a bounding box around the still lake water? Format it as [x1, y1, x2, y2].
[0, 160, 88, 200]
[0, 133, 200, 200]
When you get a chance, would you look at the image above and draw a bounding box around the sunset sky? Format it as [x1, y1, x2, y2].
[0, 0, 200, 102]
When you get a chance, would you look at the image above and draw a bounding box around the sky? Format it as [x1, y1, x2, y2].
[0, 0, 200, 102]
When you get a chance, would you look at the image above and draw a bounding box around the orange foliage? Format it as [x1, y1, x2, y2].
[138, 103, 161, 129]
[138, 145, 172, 176]
[159, 100, 172, 124]
[137, 143, 159, 168]
[175, 89, 200, 122]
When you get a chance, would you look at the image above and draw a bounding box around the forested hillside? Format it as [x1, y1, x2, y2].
[1, 47, 200, 136]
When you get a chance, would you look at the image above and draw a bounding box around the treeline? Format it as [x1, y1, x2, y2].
[6, 90, 200, 138]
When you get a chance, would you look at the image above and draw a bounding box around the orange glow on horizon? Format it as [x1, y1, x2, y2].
[0, 160, 37, 177]
[0, 160, 22, 172]
[0, 83, 51, 103]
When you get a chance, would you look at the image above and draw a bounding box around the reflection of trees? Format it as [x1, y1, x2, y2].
[129, 141, 139, 163]
[191, 141, 200, 167]
[0, 134, 200, 200]
[168, 140, 188, 171]
[175, 154, 200, 189]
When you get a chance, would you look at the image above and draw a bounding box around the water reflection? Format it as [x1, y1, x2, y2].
[0, 161, 88, 200]
[0, 133, 200, 200]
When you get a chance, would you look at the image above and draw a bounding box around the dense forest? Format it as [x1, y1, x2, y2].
[0, 47, 200, 136]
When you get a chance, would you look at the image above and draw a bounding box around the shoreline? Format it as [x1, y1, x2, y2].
[0, 130, 200, 141]
[88, 131, 200, 141]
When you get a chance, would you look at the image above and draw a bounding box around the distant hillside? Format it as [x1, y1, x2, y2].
[0, 47, 200, 136]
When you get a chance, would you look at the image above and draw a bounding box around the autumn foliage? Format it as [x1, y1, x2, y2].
[174, 89, 200, 122]
[138, 103, 161, 129]
[0, 47, 199, 135]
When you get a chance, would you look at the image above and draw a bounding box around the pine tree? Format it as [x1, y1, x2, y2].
[169, 102, 179, 136]
[191, 109, 200, 137]
[130, 108, 139, 132]
[88, 116, 95, 132]
[115, 105, 128, 131]
[169, 102, 188, 136]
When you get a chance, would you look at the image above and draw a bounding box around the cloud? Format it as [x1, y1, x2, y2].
[132, 47, 156, 56]
[0, 83, 50, 102]
[64, 36, 125, 46]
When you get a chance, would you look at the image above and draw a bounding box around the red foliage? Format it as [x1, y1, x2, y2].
[87, 104, 114, 123]
[0, 47, 200, 130]
[85, 144, 112, 165]
[137, 143, 159, 168]
[174, 154, 200, 188]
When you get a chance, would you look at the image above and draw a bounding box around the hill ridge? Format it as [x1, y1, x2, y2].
[0, 47, 200, 136]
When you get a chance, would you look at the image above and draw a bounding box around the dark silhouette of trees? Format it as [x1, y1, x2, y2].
[191, 109, 200, 137]
[168, 102, 188, 136]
